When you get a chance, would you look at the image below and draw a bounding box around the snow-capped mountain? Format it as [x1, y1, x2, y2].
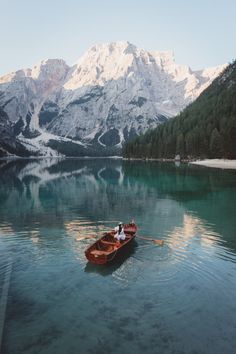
[0, 41, 226, 156]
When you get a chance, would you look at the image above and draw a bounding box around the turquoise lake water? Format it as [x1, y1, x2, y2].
[0, 158, 236, 354]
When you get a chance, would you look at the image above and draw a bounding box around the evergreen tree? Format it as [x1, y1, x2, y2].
[210, 128, 224, 157]
[176, 132, 185, 157]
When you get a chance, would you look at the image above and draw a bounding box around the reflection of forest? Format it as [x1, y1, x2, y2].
[123, 161, 236, 247]
[0, 158, 236, 249]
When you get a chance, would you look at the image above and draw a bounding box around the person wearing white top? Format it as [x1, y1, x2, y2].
[114, 222, 126, 241]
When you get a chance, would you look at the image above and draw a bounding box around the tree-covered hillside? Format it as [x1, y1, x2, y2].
[124, 61, 236, 159]
[0, 108, 30, 157]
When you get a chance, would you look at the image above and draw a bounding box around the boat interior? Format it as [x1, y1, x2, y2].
[90, 232, 133, 256]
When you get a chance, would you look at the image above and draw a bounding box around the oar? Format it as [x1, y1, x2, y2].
[136, 235, 164, 245]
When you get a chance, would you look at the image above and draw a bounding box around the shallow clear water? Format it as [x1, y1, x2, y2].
[0, 158, 236, 354]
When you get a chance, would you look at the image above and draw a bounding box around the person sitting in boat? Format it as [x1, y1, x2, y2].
[129, 219, 135, 226]
[114, 222, 126, 242]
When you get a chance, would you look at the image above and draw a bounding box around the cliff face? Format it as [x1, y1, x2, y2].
[0, 41, 226, 156]
[0, 108, 30, 157]
[124, 61, 236, 159]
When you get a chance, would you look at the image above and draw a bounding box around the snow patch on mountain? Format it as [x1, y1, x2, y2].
[0, 41, 227, 156]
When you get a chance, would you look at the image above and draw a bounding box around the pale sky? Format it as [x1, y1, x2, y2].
[0, 0, 235, 76]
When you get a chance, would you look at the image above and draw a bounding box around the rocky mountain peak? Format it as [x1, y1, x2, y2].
[31, 59, 69, 81]
[0, 41, 227, 157]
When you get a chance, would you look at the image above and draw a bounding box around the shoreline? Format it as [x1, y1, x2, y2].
[124, 157, 236, 170]
[1, 156, 236, 170]
[0, 155, 123, 161]
[190, 159, 236, 170]
[122, 157, 189, 162]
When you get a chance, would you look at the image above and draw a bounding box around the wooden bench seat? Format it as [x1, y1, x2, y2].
[90, 249, 113, 256]
[100, 239, 116, 245]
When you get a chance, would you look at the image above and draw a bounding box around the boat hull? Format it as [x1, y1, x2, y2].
[85, 223, 137, 265]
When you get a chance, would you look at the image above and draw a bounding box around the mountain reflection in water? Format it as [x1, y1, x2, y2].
[0, 158, 236, 354]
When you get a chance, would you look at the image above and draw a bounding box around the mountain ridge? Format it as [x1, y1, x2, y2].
[0, 41, 227, 157]
[123, 60, 236, 159]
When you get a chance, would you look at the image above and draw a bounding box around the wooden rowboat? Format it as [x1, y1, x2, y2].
[85, 223, 137, 265]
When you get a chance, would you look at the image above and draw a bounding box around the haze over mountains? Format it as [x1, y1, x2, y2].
[0, 41, 226, 157]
